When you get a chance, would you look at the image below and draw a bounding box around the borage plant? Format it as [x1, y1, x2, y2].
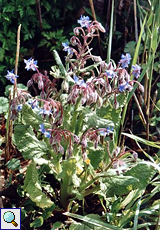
[5, 15, 160, 229]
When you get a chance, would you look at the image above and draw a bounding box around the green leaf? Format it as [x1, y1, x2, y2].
[6, 158, 20, 170]
[69, 222, 91, 230]
[30, 216, 44, 228]
[102, 175, 139, 196]
[0, 97, 8, 114]
[5, 83, 28, 97]
[124, 41, 143, 56]
[96, 93, 126, 128]
[42, 204, 55, 220]
[82, 108, 114, 129]
[22, 104, 43, 129]
[124, 162, 156, 189]
[151, 25, 159, 53]
[23, 162, 53, 208]
[14, 124, 48, 161]
[51, 221, 63, 230]
[132, 15, 147, 66]
[88, 149, 105, 169]
[53, 50, 67, 77]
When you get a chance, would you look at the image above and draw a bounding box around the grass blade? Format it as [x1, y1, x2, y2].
[133, 198, 142, 230]
[107, 0, 114, 63]
[122, 132, 160, 149]
[63, 212, 123, 230]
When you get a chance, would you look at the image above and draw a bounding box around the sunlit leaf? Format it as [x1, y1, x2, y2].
[23, 162, 54, 208]
[14, 124, 48, 160]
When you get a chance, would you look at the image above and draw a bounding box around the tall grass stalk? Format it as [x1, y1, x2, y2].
[107, 0, 114, 63]
[5, 25, 21, 163]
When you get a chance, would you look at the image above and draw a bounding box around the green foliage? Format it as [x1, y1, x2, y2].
[5, 83, 27, 97]
[102, 175, 139, 197]
[88, 149, 105, 169]
[30, 216, 44, 228]
[82, 107, 114, 129]
[0, 0, 81, 84]
[2, 1, 160, 228]
[0, 97, 8, 114]
[124, 41, 143, 57]
[30, 204, 55, 228]
[40, 30, 67, 52]
[22, 104, 43, 130]
[23, 162, 54, 208]
[14, 124, 48, 161]
[124, 162, 156, 189]
[6, 158, 20, 170]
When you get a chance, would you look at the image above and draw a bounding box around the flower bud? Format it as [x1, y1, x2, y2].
[74, 28, 80, 36]
[27, 79, 33, 88]
[61, 80, 69, 92]
[38, 79, 44, 90]
[112, 147, 121, 158]
[138, 84, 144, 93]
[133, 151, 138, 161]
[59, 145, 64, 154]
[40, 91, 46, 99]
[97, 22, 106, 33]
[70, 36, 77, 46]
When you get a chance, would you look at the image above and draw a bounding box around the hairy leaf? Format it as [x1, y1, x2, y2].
[14, 124, 48, 160]
[88, 149, 105, 169]
[23, 162, 53, 208]
[124, 162, 156, 189]
[82, 108, 114, 129]
[0, 97, 8, 114]
[22, 104, 43, 130]
[102, 175, 139, 196]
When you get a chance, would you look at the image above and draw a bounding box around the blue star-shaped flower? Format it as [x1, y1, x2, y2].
[73, 75, 87, 87]
[39, 124, 51, 138]
[119, 53, 131, 68]
[6, 70, 18, 84]
[62, 42, 73, 54]
[132, 64, 141, 79]
[24, 58, 38, 71]
[98, 127, 114, 136]
[77, 15, 91, 28]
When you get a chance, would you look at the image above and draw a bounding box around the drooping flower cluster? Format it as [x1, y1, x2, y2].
[49, 128, 77, 156]
[81, 127, 114, 160]
[10, 89, 31, 120]
[67, 76, 98, 105]
[60, 16, 142, 108]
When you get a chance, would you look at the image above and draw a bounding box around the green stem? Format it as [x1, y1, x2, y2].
[70, 95, 82, 132]
[75, 112, 84, 135]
